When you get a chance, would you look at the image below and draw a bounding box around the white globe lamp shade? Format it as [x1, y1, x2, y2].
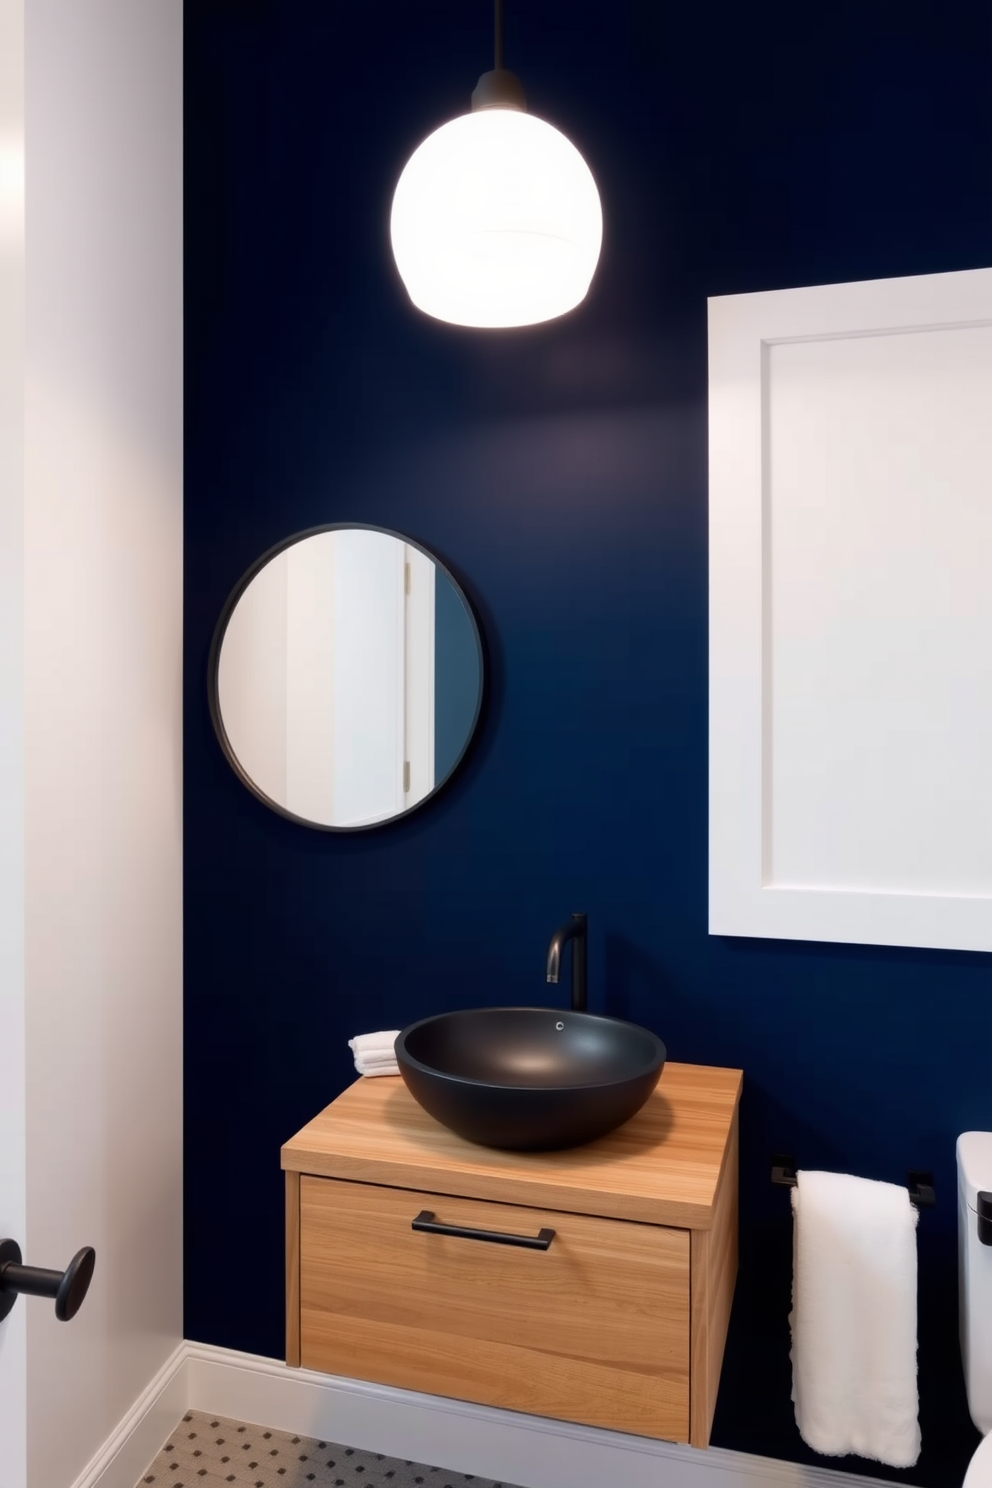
[391, 106, 603, 329]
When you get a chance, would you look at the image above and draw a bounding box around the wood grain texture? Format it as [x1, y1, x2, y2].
[282, 1062, 743, 1229]
[285, 1170, 301, 1368]
[299, 1175, 691, 1441]
[689, 1105, 739, 1447]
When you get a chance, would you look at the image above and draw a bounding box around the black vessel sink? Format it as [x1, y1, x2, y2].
[395, 1007, 666, 1152]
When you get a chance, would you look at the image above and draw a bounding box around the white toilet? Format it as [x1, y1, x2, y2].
[958, 1133, 992, 1486]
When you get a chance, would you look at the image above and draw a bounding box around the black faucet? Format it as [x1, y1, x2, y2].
[545, 912, 588, 1013]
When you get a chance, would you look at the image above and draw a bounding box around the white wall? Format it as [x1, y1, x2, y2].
[220, 552, 289, 806]
[1, 2, 183, 1485]
[0, 1, 28, 1481]
[286, 535, 336, 822]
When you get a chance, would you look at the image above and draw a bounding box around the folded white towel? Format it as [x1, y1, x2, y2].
[348, 1031, 400, 1078]
[349, 1031, 399, 1055]
[790, 1170, 920, 1468]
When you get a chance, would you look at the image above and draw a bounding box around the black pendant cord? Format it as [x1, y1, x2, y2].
[471, 0, 526, 110]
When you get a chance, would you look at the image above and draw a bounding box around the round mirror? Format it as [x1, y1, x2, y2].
[208, 525, 485, 830]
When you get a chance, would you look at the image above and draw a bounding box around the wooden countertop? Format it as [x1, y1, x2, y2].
[282, 1061, 742, 1229]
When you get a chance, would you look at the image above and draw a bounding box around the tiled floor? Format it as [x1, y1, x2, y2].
[136, 1411, 524, 1488]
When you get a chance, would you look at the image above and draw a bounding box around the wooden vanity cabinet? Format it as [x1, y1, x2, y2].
[281, 1061, 742, 1448]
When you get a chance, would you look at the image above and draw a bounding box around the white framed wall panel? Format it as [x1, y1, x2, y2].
[709, 267, 992, 951]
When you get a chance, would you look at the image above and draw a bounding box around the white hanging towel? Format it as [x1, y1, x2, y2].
[790, 1170, 920, 1468]
[348, 1031, 401, 1077]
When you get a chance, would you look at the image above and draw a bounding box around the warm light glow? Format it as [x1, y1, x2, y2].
[390, 109, 603, 329]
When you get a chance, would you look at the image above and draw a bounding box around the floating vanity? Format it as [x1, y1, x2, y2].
[282, 1061, 742, 1448]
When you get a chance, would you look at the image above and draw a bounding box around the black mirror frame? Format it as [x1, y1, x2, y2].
[207, 523, 486, 832]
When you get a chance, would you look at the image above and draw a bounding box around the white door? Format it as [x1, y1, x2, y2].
[309, 530, 435, 827]
[328, 528, 407, 825]
[0, 3, 184, 1486]
[403, 542, 436, 807]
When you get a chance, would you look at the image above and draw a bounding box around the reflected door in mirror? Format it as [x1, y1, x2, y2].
[210, 526, 483, 830]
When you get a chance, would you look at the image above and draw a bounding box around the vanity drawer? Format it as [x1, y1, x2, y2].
[299, 1174, 691, 1441]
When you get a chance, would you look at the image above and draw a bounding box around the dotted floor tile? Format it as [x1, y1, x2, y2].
[136, 1410, 525, 1488]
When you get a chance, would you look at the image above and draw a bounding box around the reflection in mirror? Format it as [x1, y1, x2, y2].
[209, 526, 484, 830]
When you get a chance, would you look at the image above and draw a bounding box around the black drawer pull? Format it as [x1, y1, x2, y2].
[411, 1210, 555, 1251]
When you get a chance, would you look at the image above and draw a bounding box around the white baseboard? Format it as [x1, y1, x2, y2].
[69, 1342, 187, 1488]
[79, 1339, 906, 1488]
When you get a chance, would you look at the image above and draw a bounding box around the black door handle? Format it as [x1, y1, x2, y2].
[0, 1238, 96, 1322]
[411, 1210, 555, 1250]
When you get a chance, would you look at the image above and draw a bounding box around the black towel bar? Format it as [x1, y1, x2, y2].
[770, 1154, 935, 1209]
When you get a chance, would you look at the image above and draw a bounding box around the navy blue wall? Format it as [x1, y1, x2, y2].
[184, 4, 992, 1484]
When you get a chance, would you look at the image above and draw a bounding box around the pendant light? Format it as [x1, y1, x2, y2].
[390, 0, 603, 329]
